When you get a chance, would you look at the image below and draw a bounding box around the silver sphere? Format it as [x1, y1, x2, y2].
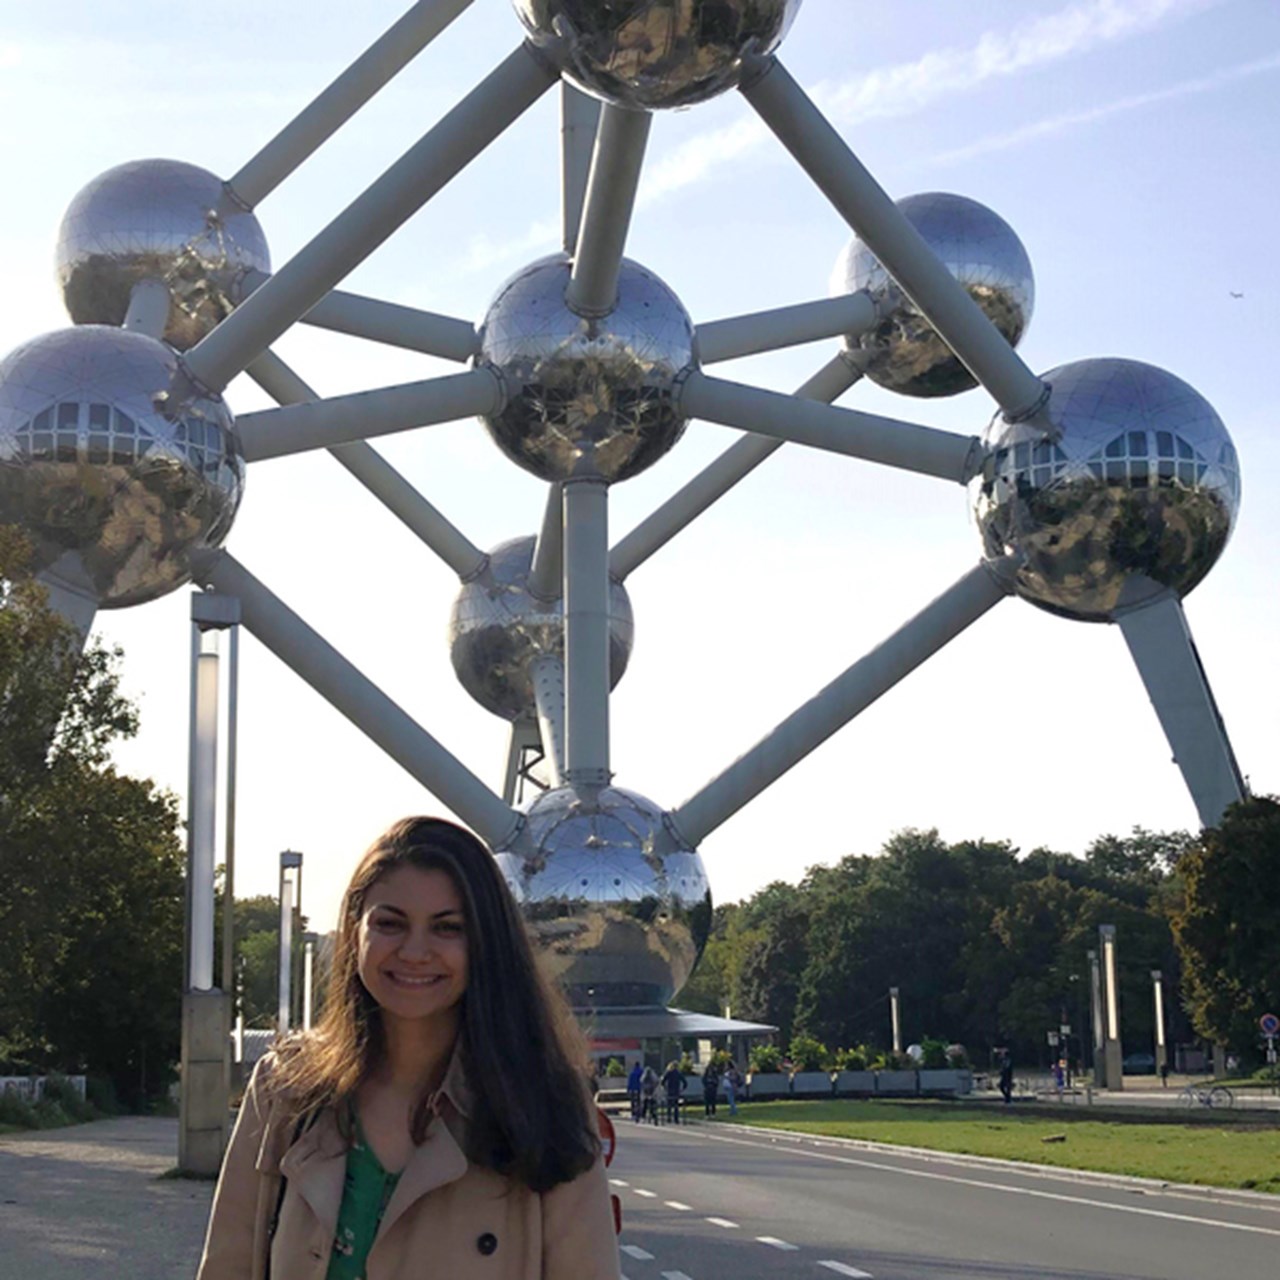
[449, 536, 635, 720]
[836, 192, 1034, 398]
[0, 327, 243, 608]
[477, 254, 695, 483]
[512, 0, 803, 110]
[972, 358, 1240, 622]
[57, 159, 270, 352]
[496, 786, 711, 1009]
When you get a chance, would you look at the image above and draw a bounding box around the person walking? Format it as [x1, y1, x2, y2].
[999, 1051, 1014, 1104]
[701, 1063, 720, 1117]
[639, 1065, 659, 1125]
[196, 816, 620, 1280]
[724, 1063, 742, 1116]
[626, 1061, 643, 1122]
[660, 1061, 686, 1125]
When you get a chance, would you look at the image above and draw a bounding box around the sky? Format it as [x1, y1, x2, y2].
[0, 0, 1276, 935]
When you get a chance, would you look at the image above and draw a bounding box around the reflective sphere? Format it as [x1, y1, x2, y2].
[972, 358, 1240, 622]
[478, 254, 695, 483]
[57, 159, 270, 351]
[0, 327, 243, 608]
[495, 786, 711, 1009]
[512, 0, 803, 110]
[449, 536, 635, 720]
[835, 192, 1034, 398]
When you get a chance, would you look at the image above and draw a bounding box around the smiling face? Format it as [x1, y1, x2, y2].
[357, 864, 469, 1026]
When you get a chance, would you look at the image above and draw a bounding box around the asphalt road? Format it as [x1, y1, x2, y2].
[608, 1119, 1280, 1280]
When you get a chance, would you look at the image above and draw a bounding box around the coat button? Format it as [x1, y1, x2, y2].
[476, 1232, 498, 1256]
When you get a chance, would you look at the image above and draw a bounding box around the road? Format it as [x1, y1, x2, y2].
[608, 1119, 1280, 1280]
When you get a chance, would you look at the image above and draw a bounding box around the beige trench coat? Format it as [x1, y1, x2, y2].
[196, 1053, 621, 1280]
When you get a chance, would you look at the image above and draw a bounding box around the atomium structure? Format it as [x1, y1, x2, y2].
[0, 0, 1248, 1033]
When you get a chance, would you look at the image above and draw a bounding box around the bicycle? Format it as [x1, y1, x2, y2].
[1179, 1082, 1235, 1109]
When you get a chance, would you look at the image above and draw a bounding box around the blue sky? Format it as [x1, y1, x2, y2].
[1, 0, 1276, 932]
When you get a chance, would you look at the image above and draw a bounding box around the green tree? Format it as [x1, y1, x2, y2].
[0, 528, 184, 1106]
[1172, 796, 1280, 1057]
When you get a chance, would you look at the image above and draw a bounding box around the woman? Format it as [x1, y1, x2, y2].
[197, 816, 620, 1280]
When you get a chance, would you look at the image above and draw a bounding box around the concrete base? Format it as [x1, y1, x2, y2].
[179, 990, 232, 1176]
[1103, 1039, 1124, 1091]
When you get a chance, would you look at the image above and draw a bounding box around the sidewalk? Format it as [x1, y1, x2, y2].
[0, 1117, 212, 1280]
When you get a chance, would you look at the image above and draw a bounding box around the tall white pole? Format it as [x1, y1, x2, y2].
[1088, 948, 1104, 1087]
[303, 936, 316, 1032]
[1100, 925, 1123, 1091]
[277, 875, 294, 1034]
[189, 640, 219, 992]
[890, 987, 902, 1055]
[561, 85, 602, 255]
[1152, 969, 1167, 1077]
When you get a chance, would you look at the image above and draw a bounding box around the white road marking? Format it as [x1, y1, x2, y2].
[661, 1272, 694, 1280]
[757, 1235, 799, 1250]
[705, 1216, 739, 1229]
[819, 1263, 874, 1277]
[664, 1200, 693, 1211]
[697, 1130, 1280, 1239]
[620, 1244, 654, 1260]
[633, 1188, 657, 1198]
[610, 1178, 629, 1187]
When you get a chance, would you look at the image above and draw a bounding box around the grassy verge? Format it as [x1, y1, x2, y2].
[718, 1099, 1280, 1194]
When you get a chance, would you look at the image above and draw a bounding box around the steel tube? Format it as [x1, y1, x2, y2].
[696, 293, 876, 365]
[528, 483, 565, 602]
[246, 352, 487, 578]
[610, 355, 858, 579]
[221, 624, 239, 994]
[228, 0, 477, 207]
[237, 367, 501, 461]
[241, 268, 479, 361]
[36, 557, 98, 645]
[680, 370, 982, 482]
[671, 560, 1012, 844]
[530, 654, 567, 787]
[189, 645, 219, 992]
[187, 45, 556, 392]
[566, 105, 652, 317]
[561, 84, 602, 254]
[277, 875, 294, 1033]
[562, 478, 611, 787]
[123, 279, 171, 339]
[197, 551, 521, 848]
[742, 59, 1047, 420]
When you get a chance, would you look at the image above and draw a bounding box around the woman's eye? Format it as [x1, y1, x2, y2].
[372, 917, 403, 932]
[436, 921, 464, 936]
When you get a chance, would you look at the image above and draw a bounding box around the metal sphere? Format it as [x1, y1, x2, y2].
[477, 254, 695, 483]
[449, 536, 635, 720]
[57, 159, 270, 351]
[836, 192, 1034, 398]
[512, 0, 803, 110]
[495, 786, 711, 1009]
[0, 326, 243, 608]
[972, 358, 1240, 622]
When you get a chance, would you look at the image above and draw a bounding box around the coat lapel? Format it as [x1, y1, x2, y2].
[375, 1112, 469, 1242]
[277, 1108, 348, 1236]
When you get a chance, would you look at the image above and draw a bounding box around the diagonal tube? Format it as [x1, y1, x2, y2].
[123, 279, 171, 339]
[246, 351, 486, 578]
[227, 0, 478, 208]
[610, 355, 859, 580]
[680, 370, 982, 483]
[236, 367, 502, 461]
[530, 654, 567, 787]
[240, 269, 479, 362]
[528, 482, 565, 602]
[742, 58, 1046, 421]
[195, 550, 521, 849]
[561, 84, 603, 255]
[186, 44, 556, 393]
[670, 560, 1014, 845]
[566, 104, 652, 317]
[697, 293, 877, 365]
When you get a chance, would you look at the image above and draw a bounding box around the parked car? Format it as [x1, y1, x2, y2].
[1122, 1053, 1156, 1074]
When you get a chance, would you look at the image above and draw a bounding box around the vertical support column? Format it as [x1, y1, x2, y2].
[562, 475, 611, 790]
[1088, 948, 1104, 1088]
[889, 987, 902, 1056]
[1151, 969, 1167, 1079]
[189, 639, 219, 992]
[278, 851, 303, 1034]
[561, 85, 602, 255]
[1099, 925, 1123, 1091]
[302, 933, 318, 1031]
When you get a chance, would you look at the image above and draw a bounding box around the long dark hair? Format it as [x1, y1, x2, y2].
[273, 817, 599, 1191]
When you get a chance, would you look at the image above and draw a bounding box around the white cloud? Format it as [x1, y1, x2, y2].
[0, 43, 19, 70]
[642, 0, 1223, 202]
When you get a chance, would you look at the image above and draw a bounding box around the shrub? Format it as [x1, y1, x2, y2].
[789, 1034, 831, 1072]
[946, 1044, 970, 1068]
[86, 1075, 121, 1116]
[709, 1049, 733, 1072]
[42, 1076, 96, 1122]
[750, 1044, 782, 1072]
[834, 1046, 868, 1071]
[604, 1058, 626, 1078]
[34, 1098, 71, 1128]
[0, 1091, 39, 1128]
[920, 1038, 949, 1070]
[677, 1054, 696, 1075]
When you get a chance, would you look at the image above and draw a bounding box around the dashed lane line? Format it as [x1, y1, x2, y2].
[664, 1200, 693, 1211]
[633, 1188, 657, 1198]
[610, 1178, 629, 1187]
[661, 1273, 694, 1280]
[705, 1216, 739, 1229]
[818, 1263, 874, 1278]
[757, 1236, 799, 1250]
[620, 1244, 654, 1260]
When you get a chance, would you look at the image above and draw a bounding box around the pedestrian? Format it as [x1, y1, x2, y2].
[196, 816, 620, 1280]
[640, 1065, 659, 1124]
[725, 1063, 742, 1116]
[998, 1051, 1014, 1104]
[627, 1060, 643, 1122]
[661, 1061, 686, 1125]
[702, 1063, 720, 1117]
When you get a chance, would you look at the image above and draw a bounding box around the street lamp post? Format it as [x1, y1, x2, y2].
[1099, 925, 1124, 1091]
[1152, 969, 1167, 1080]
[278, 851, 304, 1034]
[1088, 949, 1104, 1087]
[303, 932, 320, 1031]
[889, 987, 902, 1056]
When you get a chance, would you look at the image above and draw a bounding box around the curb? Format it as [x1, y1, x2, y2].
[676, 1117, 1280, 1211]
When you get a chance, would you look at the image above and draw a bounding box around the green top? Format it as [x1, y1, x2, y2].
[326, 1115, 401, 1280]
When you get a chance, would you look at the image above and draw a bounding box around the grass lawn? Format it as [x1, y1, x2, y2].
[718, 1100, 1280, 1194]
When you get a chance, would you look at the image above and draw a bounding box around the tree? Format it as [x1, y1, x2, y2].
[1172, 795, 1280, 1058]
[0, 528, 184, 1106]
